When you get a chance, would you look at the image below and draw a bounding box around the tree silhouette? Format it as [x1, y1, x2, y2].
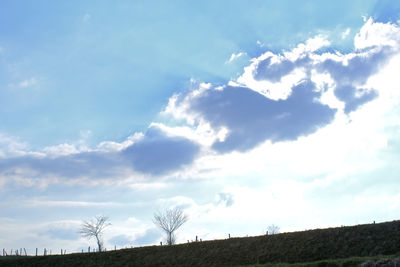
[153, 207, 188, 245]
[267, 224, 280, 235]
[79, 215, 110, 252]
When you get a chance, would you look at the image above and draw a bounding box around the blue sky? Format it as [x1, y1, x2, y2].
[1, 0, 400, 253]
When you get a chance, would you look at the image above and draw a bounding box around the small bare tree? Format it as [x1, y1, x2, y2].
[153, 207, 188, 245]
[267, 224, 280, 235]
[79, 215, 111, 252]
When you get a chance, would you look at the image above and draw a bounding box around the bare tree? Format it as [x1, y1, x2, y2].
[153, 207, 188, 245]
[267, 224, 280, 235]
[79, 215, 111, 252]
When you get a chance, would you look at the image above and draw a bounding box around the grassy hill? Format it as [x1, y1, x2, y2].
[1, 220, 400, 266]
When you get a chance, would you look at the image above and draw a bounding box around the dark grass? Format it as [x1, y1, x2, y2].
[245, 254, 400, 266]
[1, 220, 400, 267]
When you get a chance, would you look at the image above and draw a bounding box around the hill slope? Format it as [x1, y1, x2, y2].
[1, 220, 400, 266]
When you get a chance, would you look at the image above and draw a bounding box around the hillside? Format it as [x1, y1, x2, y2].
[1, 220, 400, 267]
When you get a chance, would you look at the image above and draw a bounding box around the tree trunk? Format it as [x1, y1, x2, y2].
[167, 232, 172, 245]
[96, 235, 102, 252]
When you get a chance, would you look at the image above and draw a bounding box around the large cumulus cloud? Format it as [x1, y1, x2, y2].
[187, 82, 335, 153]
[165, 19, 400, 153]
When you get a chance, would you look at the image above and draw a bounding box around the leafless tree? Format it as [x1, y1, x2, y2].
[79, 215, 111, 252]
[153, 207, 188, 245]
[267, 224, 280, 235]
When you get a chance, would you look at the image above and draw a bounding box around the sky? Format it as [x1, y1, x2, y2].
[1, 0, 400, 254]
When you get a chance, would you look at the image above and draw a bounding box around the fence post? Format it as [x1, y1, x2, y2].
[114, 245, 116, 251]
[61, 249, 62, 255]
[36, 248, 38, 256]
[88, 246, 90, 253]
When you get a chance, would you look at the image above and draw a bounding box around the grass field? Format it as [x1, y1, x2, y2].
[1, 220, 400, 266]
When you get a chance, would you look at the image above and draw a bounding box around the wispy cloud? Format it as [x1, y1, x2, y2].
[341, 28, 351, 39]
[227, 52, 246, 63]
[0, 133, 31, 158]
[25, 200, 120, 208]
[8, 77, 37, 89]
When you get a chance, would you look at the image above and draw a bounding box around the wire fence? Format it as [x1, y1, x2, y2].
[2, 248, 69, 257]
[1, 247, 115, 257]
[2, 245, 131, 257]
[1, 234, 227, 257]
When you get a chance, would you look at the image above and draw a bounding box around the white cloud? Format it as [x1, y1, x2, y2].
[291, 35, 330, 55]
[185, 54, 399, 181]
[0, 19, 398, 186]
[237, 56, 306, 100]
[128, 182, 167, 191]
[40, 131, 145, 157]
[235, 36, 331, 101]
[149, 122, 218, 149]
[8, 77, 37, 89]
[227, 52, 246, 63]
[98, 132, 144, 152]
[161, 81, 212, 125]
[256, 40, 265, 47]
[25, 200, 120, 208]
[341, 28, 351, 39]
[1, 18, 399, 186]
[42, 143, 82, 157]
[355, 18, 400, 50]
[0, 133, 31, 158]
[160, 82, 230, 149]
[311, 70, 344, 110]
[159, 19, 400, 203]
[160, 19, 399, 158]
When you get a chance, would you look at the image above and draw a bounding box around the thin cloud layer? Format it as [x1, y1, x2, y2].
[0, 125, 200, 180]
